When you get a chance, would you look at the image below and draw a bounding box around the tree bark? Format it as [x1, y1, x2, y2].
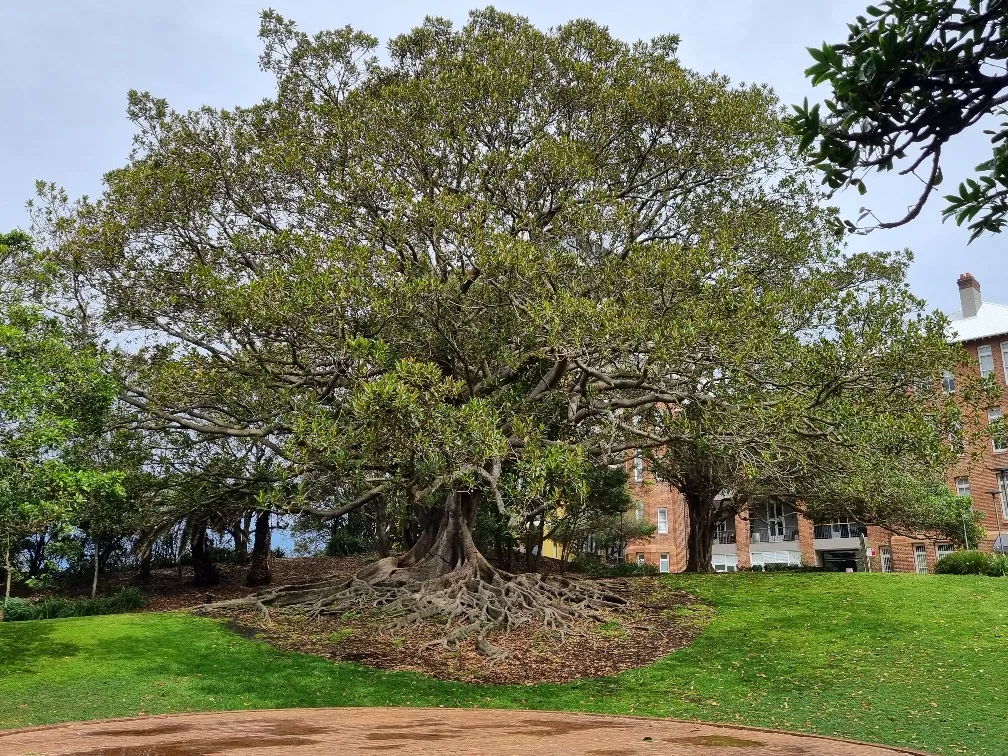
[356, 491, 495, 585]
[375, 498, 390, 557]
[191, 524, 220, 586]
[231, 514, 252, 563]
[246, 511, 273, 587]
[685, 493, 717, 573]
[139, 549, 152, 580]
[4, 535, 11, 602]
[92, 538, 100, 597]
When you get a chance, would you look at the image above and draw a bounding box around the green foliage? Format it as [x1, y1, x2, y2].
[934, 549, 1008, 576]
[0, 587, 146, 622]
[324, 529, 373, 557]
[792, 0, 1008, 237]
[571, 553, 659, 577]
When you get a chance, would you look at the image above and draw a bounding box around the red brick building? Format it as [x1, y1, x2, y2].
[624, 273, 1005, 573]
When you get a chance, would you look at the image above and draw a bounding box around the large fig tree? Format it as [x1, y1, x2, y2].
[31, 9, 959, 639]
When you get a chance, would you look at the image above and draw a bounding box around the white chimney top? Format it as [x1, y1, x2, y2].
[958, 272, 982, 318]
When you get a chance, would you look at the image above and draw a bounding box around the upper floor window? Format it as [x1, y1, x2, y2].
[990, 407, 1008, 452]
[979, 345, 995, 378]
[633, 452, 644, 483]
[942, 371, 956, 393]
[1002, 342, 1008, 382]
[955, 476, 971, 499]
[657, 507, 668, 534]
[635, 500, 645, 522]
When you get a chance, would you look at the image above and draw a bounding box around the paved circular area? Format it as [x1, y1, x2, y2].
[0, 708, 933, 756]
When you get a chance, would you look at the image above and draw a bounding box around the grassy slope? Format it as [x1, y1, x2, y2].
[2, 573, 1006, 755]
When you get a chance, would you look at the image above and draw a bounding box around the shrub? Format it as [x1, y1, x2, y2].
[934, 549, 1001, 576]
[1, 587, 147, 622]
[571, 554, 659, 577]
[324, 528, 373, 557]
[748, 563, 822, 573]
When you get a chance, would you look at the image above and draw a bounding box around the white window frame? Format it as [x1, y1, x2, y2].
[712, 554, 738, 572]
[635, 500, 645, 522]
[657, 507, 668, 534]
[659, 553, 670, 573]
[955, 476, 971, 499]
[880, 546, 893, 573]
[979, 345, 995, 378]
[998, 471, 1008, 520]
[1001, 341, 1008, 382]
[636, 552, 645, 566]
[633, 452, 644, 483]
[990, 407, 1007, 452]
[936, 543, 955, 562]
[942, 370, 956, 394]
[913, 544, 928, 574]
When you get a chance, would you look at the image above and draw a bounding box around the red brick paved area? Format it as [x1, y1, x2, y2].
[0, 707, 935, 755]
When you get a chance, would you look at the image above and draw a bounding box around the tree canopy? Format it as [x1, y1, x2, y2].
[24, 8, 971, 615]
[791, 0, 1008, 239]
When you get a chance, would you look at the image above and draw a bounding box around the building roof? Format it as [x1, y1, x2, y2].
[948, 301, 1008, 343]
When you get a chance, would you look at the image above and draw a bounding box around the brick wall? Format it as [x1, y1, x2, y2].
[625, 476, 688, 571]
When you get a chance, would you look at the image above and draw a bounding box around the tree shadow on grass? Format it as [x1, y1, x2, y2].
[0, 621, 80, 675]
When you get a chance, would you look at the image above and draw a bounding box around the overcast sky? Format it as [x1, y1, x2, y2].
[2, 1, 1001, 316]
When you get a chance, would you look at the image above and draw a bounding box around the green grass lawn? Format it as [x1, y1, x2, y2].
[2, 573, 1006, 755]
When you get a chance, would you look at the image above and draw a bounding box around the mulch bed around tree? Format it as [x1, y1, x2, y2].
[200, 575, 712, 686]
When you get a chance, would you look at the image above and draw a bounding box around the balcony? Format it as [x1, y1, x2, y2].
[814, 522, 867, 540]
[749, 527, 799, 544]
[713, 531, 736, 545]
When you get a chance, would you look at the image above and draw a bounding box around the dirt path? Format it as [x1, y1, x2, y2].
[0, 707, 935, 755]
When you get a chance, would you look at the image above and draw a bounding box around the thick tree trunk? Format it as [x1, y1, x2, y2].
[375, 498, 390, 557]
[191, 524, 220, 586]
[356, 491, 495, 585]
[92, 539, 100, 597]
[139, 549, 152, 580]
[246, 511, 273, 587]
[685, 493, 717, 573]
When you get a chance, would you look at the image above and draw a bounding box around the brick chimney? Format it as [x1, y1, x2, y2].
[958, 272, 982, 318]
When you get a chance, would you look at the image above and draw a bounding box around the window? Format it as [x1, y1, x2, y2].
[1002, 342, 1008, 382]
[880, 546, 893, 573]
[635, 500, 645, 522]
[955, 477, 971, 499]
[633, 452, 644, 483]
[750, 551, 795, 569]
[636, 552, 645, 566]
[990, 408, 1008, 452]
[979, 345, 995, 378]
[942, 371, 956, 393]
[712, 554, 738, 572]
[659, 553, 670, 573]
[657, 507, 668, 534]
[998, 471, 1008, 520]
[914, 544, 928, 574]
[936, 543, 955, 562]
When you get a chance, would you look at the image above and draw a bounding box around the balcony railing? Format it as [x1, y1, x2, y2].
[813, 522, 867, 540]
[713, 531, 736, 545]
[749, 527, 799, 543]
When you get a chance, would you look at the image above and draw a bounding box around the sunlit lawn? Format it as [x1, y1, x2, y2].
[2, 573, 1005, 755]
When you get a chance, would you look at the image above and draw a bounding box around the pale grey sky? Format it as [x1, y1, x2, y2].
[2, 1, 1001, 315]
